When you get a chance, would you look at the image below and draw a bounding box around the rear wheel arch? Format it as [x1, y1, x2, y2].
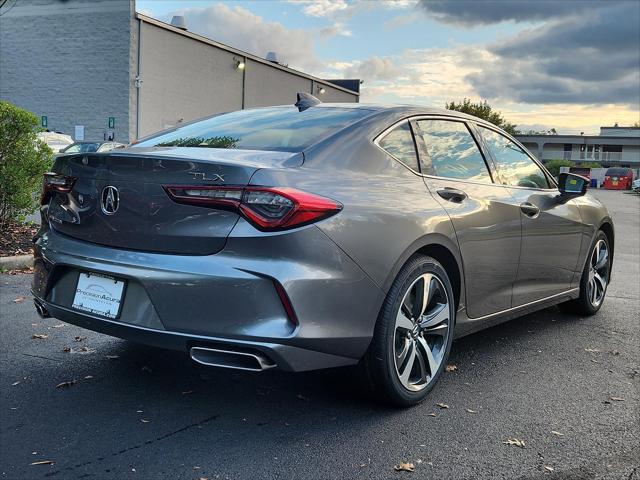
[599, 220, 614, 263]
[383, 236, 463, 312]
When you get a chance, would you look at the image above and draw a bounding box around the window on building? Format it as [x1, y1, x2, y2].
[479, 126, 550, 189]
[414, 120, 492, 182]
[377, 122, 419, 170]
[563, 144, 572, 160]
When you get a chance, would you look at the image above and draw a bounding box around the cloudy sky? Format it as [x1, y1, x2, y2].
[136, 0, 640, 134]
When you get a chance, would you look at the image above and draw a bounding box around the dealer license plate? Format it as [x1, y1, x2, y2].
[72, 272, 126, 319]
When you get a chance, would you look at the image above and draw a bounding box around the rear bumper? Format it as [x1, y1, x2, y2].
[32, 222, 384, 371]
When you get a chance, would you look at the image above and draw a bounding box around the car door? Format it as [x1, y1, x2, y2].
[412, 118, 522, 319]
[476, 125, 583, 305]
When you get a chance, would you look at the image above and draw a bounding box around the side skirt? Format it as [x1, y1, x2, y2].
[453, 288, 580, 339]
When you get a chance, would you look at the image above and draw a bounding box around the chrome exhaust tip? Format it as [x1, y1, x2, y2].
[190, 346, 276, 372]
[33, 299, 51, 319]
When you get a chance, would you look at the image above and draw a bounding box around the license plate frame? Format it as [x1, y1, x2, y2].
[72, 272, 126, 319]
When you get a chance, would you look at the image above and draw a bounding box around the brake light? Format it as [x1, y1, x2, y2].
[163, 185, 342, 231]
[40, 172, 77, 205]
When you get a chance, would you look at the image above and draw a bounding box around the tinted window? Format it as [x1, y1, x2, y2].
[63, 143, 100, 153]
[479, 127, 550, 189]
[605, 167, 631, 176]
[415, 120, 492, 182]
[378, 122, 418, 170]
[134, 106, 373, 152]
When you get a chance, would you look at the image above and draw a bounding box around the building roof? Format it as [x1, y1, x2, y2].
[135, 13, 359, 97]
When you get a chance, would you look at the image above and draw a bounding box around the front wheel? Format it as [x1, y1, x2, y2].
[362, 255, 455, 406]
[560, 230, 611, 315]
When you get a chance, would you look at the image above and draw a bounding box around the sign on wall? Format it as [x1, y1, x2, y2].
[74, 125, 85, 141]
[41, 116, 47, 128]
[108, 117, 115, 129]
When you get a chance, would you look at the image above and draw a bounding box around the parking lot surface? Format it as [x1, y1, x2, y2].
[1, 189, 638, 480]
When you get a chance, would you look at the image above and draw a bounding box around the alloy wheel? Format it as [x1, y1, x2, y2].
[393, 273, 451, 392]
[588, 239, 609, 308]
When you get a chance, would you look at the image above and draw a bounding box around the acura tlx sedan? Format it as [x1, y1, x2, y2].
[32, 94, 614, 406]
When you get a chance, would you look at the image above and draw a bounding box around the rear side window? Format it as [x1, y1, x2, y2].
[605, 167, 631, 176]
[377, 122, 419, 170]
[134, 106, 373, 152]
[479, 127, 550, 189]
[415, 120, 492, 183]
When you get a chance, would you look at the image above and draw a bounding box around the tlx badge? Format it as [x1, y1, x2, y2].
[192, 172, 225, 182]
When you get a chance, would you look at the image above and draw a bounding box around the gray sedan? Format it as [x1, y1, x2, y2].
[32, 95, 614, 406]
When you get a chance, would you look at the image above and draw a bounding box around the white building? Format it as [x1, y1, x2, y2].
[517, 126, 640, 168]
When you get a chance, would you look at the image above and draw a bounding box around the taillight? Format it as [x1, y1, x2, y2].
[41, 172, 77, 205]
[163, 185, 342, 231]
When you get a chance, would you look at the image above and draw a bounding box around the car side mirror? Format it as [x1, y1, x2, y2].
[558, 172, 588, 197]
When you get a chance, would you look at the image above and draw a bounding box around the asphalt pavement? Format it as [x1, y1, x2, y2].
[1, 189, 638, 480]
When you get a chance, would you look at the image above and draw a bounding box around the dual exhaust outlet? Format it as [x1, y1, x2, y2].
[189, 346, 276, 372]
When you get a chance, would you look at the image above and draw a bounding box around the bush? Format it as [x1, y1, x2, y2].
[0, 101, 53, 228]
[544, 159, 572, 177]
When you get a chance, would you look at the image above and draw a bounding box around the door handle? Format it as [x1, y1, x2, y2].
[436, 187, 467, 203]
[520, 202, 540, 217]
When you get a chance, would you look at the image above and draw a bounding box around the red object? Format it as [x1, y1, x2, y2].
[273, 281, 298, 327]
[40, 172, 77, 205]
[163, 185, 343, 231]
[602, 168, 634, 190]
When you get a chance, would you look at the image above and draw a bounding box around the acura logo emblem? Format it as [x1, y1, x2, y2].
[101, 186, 119, 215]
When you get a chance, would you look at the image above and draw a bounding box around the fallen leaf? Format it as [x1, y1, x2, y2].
[13, 296, 26, 303]
[140, 419, 150, 423]
[394, 462, 415, 472]
[584, 348, 600, 353]
[551, 431, 564, 436]
[84, 375, 94, 380]
[502, 438, 525, 448]
[31, 334, 48, 339]
[12, 381, 20, 386]
[445, 364, 458, 372]
[466, 409, 478, 414]
[544, 465, 554, 472]
[74, 336, 86, 342]
[55, 380, 76, 389]
[609, 350, 620, 356]
[62, 346, 71, 353]
[105, 355, 119, 360]
[436, 403, 449, 409]
[609, 396, 625, 402]
[51, 324, 65, 328]
[30, 460, 54, 466]
[181, 390, 194, 395]
[427, 413, 436, 417]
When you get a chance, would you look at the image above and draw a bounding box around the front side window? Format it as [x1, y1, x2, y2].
[479, 127, 551, 189]
[377, 122, 419, 170]
[415, 120, 492, 182]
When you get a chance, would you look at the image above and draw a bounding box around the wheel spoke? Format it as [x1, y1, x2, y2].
[416, 335, 438, 377]
[593, 272, 606, 291]
[396, 337, 411, 366]
[412, 274, 432, 319]
[420, 303, 448, 329]
[414, 344, 428, 384]
[396, 310, 414, 331]
[595, 249, 608, 271]
[398, 342, 416, 387]
[423, 323, 449, 337]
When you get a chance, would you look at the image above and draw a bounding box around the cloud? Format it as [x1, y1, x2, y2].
[319, 23, 353, 38]
[163, 3, 321, 71]
[416, 0, 627, 26]
[291, 0, 349, 18]
[467, 1, 640, 107]
[340, 56, 402, 82]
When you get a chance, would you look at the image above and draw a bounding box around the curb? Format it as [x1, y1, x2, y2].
[0, 254, 33, 270]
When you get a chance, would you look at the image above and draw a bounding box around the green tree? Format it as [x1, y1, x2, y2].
[544, 159, 572, 177]
[0, 101, 53, 227]
[445, 98, 518, 135]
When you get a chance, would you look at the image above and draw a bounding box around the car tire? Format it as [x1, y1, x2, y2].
[361, 254, 455, 407]
[559, 230, 611, 316]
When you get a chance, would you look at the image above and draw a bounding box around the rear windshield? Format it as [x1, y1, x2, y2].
[63, 143, 101, 153]
[134, 106, 372, 152]
[605, 167, 631, 176]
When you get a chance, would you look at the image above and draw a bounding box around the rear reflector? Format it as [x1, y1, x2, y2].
[41, 172, 77, 205]
[163, 185, 342, 231]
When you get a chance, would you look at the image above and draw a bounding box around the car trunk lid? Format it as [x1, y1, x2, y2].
[46, 147, 302, 255]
